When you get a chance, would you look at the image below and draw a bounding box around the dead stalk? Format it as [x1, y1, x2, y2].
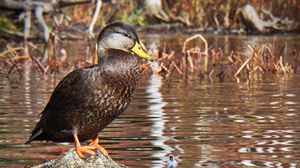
[0, 47, 23, 58]
[33, 57, 47, 74]
[171, 61, 183, 75]
[234, 53, 253, 78]
[182, 34, 208, 55]
[209, 69, 214, 78]
[279, 56, 286, 74]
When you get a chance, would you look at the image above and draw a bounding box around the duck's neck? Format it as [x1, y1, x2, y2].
[100, 49, 141, 75]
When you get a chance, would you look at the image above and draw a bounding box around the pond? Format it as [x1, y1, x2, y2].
[0, 34, 300, 167]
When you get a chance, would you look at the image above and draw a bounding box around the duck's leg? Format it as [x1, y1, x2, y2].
[89, 136, 109, 157]
[73, 132, 96, 158]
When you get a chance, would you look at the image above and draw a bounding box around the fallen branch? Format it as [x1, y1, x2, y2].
[145, 0, 170, 22]
[0, 0, 97, 42]
[0, 0, 93, 11]
[240, 4, 298, 33]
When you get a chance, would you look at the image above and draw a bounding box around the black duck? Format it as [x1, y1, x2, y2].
[26, 22, 151, 158]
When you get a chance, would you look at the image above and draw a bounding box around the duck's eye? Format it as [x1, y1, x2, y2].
[120, 33, 131, 39]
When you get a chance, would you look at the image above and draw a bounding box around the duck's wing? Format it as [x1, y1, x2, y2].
[26, 66, 102, 143]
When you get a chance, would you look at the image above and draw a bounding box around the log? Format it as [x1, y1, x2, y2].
[240, 4, 297, 33]
[0, 0, 97, 42]
[0, 0, 93, 11]
[0, 0, 102, 64]
[145, 0, 170, 22]
[28, 149, 128, 168]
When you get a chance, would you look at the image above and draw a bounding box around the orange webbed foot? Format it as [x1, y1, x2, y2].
[76, 145, 96, 158]
[73, 132, 96, 158]
[90, 137, 110, 158]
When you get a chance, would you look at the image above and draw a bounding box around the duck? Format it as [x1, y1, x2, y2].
[25, 22, 152, 158]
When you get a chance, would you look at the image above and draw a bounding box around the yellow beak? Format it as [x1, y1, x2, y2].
[130, 41, 152, 60]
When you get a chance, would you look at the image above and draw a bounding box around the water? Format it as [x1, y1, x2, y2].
[0, 35, 300, 167]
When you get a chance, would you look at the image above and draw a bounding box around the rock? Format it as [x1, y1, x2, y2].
[29, 149, 128, 168]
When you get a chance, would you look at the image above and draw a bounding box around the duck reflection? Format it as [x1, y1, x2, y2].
[146, 74, 173, 167]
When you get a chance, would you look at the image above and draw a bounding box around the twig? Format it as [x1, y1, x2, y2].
[182, 34, 208, 55]
[88, 0, 102, 38]
[161, 63, 169, 74]
[33, 57, 47, 74]
[234, 45, 254, 78]
[187, 52, 194, 71]
[6, 45, 20, 58]
[0, 47, 23, 58]
[209, 69, 214, 78]
[279, 56, 286, 75]
[171, 61, 182, 75]
[7, 61, 22, 79]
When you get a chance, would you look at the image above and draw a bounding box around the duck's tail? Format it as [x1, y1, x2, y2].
[25, 124, 44, 144]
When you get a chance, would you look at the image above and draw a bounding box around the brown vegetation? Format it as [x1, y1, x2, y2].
[141, 35, 300, 83]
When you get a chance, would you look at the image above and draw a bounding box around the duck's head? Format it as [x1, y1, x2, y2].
[97, 22, 151, 62]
